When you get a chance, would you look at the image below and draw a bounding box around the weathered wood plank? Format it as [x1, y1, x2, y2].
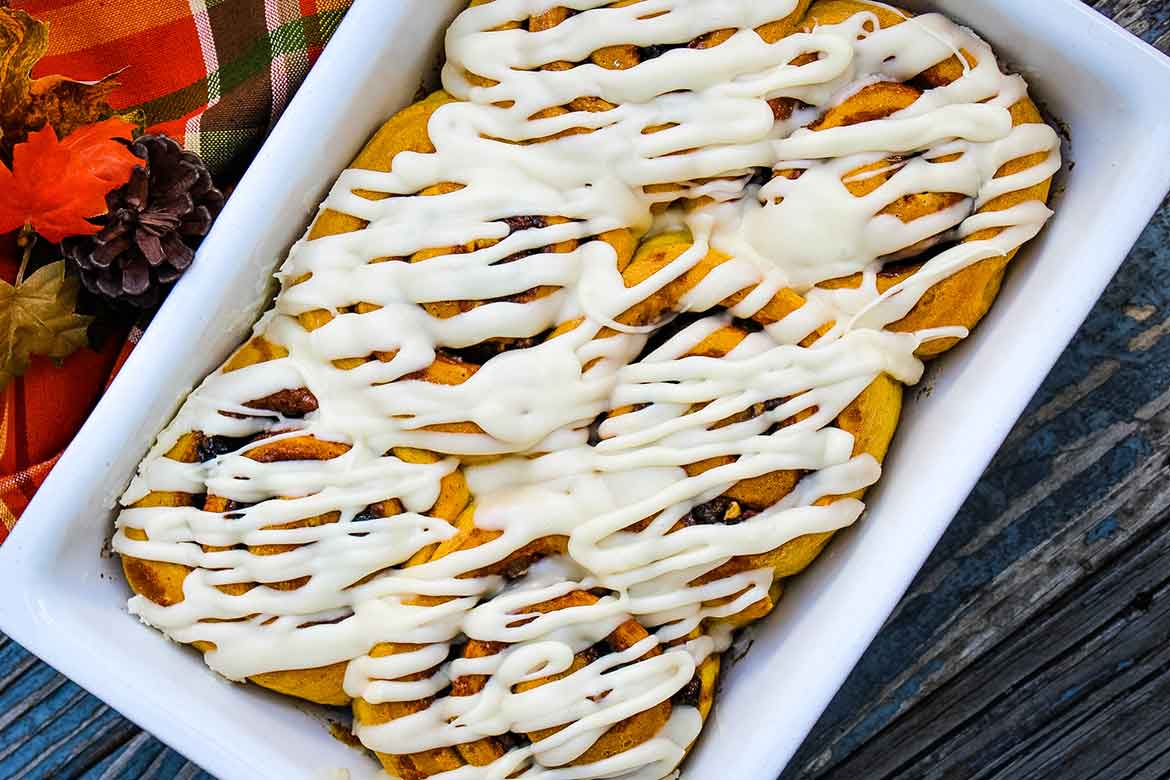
[783, 193, 1170, 779]
[85, 732, 156, 780]
[1091, 0, 1170, 49]
[794, 502, 1170, 778]
[782, 209, 1170, 776]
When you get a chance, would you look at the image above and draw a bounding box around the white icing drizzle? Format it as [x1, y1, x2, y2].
[113, 1, 1059, 778]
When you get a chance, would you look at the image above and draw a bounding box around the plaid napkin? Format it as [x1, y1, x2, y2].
[22, 0, 352, 177]
[0, 0, 355, 542]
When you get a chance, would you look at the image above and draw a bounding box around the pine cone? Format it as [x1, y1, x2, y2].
[63, 134, 225, 309]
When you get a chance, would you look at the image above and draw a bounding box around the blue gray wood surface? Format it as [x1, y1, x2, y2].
[3, 2, 1170, 778]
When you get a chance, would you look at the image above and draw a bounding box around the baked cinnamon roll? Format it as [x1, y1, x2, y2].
[114, 1, 1060, 776]
[795, 1, 1059, 358]
[353, 587, 695, 778]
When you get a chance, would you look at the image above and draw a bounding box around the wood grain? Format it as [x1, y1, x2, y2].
[781, 166, 1170, 779]
[3, 2, 1169, 778]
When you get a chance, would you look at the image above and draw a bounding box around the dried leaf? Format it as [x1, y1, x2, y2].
[0, 7, 129, 161]
[0, 118, 141, 243]
[0, 8, 43, 132]
[27, 71, 120, 139]
[0, 259, 94, 389]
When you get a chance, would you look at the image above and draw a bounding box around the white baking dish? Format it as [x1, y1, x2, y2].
[2, 1, 1169, 778]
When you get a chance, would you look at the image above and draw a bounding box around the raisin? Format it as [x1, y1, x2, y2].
[503, 215, 547, 233]
[639, 42, 685, 60]
[195, 434, 251, 462]
[686, 496, 735, 526]
[682, 495, 757, 526]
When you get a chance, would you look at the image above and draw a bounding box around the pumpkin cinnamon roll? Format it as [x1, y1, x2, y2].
[352, 586, 701, 778]
[114, 1, 1060, 777]
[759, 0, 1059, 357]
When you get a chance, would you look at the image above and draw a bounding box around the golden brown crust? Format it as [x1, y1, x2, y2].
[616, 232, 808, 329]
[361, 590, 673, 774]
[801, 2, 1056, 358]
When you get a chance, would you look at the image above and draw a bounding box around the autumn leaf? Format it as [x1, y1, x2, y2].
[62, 118, 145, 186]
[0, 7, 138, 161]
[0, 259, 94, 390]
[0, 118, 141, 243]
[0, 8, 40, 141]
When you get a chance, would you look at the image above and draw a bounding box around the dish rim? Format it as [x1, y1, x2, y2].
[3, 1, 1170, 779]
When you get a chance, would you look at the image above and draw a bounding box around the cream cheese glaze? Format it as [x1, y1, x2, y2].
[113, 1, 1060, 777]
